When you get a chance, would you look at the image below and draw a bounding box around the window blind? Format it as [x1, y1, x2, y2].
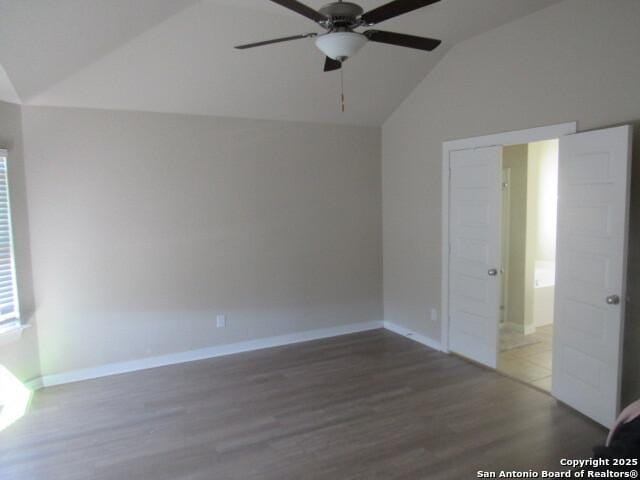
[0, 150, 19, 324]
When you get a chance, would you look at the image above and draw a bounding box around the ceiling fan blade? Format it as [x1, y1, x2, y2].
[268, 0, 327, 23]
[361, 0, 440, 25]
[323, 56, 342, 72]
[364, 30, 441, 51]
[235, 33, 316, 49]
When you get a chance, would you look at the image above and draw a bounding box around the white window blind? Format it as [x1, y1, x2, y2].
[0, 150, 19, 324]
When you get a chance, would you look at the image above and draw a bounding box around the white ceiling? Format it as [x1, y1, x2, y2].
[0, 0, 562, 126]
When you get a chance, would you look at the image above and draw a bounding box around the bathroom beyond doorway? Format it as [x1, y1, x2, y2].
[498, 140, 558, 392]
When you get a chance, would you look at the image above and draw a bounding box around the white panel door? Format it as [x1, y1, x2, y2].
[448, 146, 502, 368]
[552, 125, 632, 428]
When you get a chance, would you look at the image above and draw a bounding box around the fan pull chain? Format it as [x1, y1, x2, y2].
[340, 67, 345, 113]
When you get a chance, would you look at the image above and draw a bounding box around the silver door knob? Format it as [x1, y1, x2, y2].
[488, 268, 498, 276]
[606, 295, 620, 305]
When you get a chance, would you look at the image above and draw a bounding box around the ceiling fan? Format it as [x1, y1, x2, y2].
[235, 0, 442, 72]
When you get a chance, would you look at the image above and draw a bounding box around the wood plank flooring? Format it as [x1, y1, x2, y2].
[0, 329, 606, 479]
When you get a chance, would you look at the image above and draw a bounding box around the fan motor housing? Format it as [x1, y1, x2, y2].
[319, 2, 364, 28]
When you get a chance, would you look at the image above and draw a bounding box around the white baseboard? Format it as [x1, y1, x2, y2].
[505, 321, 536, 335]
[26, 320, 444, 391]
[37, 321, 384, 389]
[534, 319, 553, 328]
[383, 321, 443, 352]
[25, 377, 43, 391]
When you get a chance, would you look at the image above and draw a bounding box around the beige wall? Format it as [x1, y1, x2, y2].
[0, 100, 39, 382]
[502, 145, 528, 331]
[21, 106, 382, 376]
[382, 0, 640, 403]
[524, 146, 540, 332]
[528, 140, 559, 264]
[525, 140, 559, 330]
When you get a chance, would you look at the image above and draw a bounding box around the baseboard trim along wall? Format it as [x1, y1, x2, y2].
[25, 377, 44, 392]
[37, 321, 385, 389]
[505, 321, 536, 336]
[383, 321, 443, 352]
[25, 320, 443, 390]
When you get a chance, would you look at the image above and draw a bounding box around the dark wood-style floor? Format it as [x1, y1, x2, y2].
[0, 330, 606, 480]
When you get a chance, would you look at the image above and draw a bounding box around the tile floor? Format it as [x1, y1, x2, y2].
[498, 325, 553, 391]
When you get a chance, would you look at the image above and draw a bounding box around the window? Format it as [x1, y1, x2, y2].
[0, 150, 19, 326]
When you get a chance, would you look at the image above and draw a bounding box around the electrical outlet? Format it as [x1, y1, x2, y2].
[430, 308, 438, 322]
[216, 314, 226, 328]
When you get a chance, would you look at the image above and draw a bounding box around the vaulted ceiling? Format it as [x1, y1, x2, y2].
[0, 0, 562, 125]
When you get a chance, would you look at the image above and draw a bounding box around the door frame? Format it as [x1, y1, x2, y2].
[441, 122, 577, 352]
[500, 167, 511, 329]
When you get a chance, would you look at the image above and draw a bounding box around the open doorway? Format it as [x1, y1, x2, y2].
[444, 123, 631, 426]
[497, 140, 558, 392]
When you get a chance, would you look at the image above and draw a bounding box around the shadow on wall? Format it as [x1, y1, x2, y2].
[622, 120, 640, 407]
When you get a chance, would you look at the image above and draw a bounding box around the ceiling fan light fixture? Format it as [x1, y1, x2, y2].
[315, 31, 367, 62]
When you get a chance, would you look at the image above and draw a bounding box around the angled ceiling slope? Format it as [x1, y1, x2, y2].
[0, 63, 20, 104]
[1, 0, 563, 126]
[0, 0, 200, 102]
